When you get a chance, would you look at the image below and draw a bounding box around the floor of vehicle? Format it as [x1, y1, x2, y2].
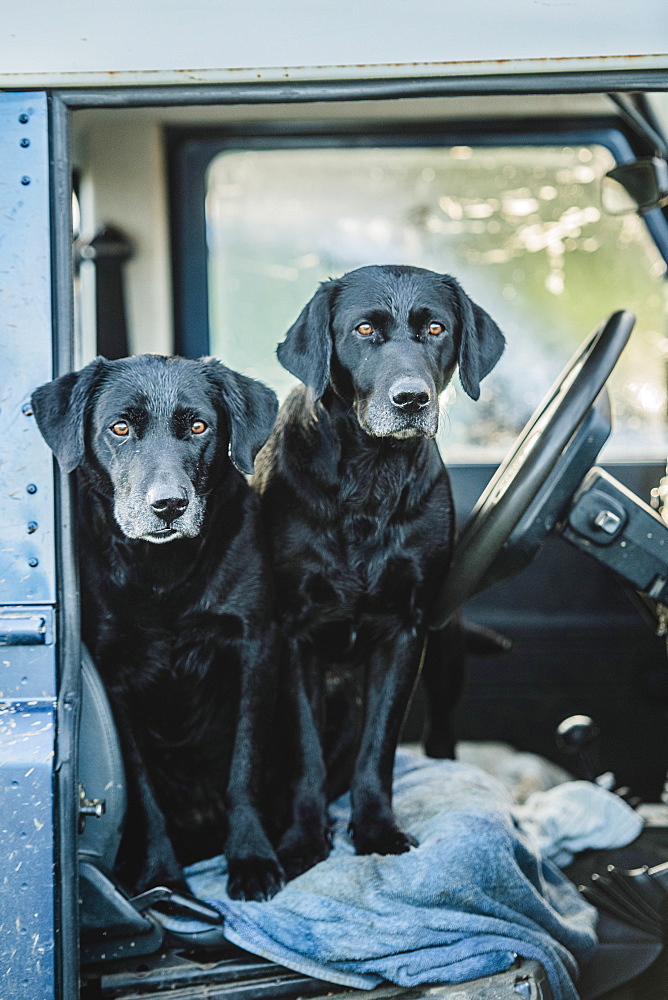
[598, 952, 668, 1000]
[81, 950, 552, 1000]
[81, 942, 345, 1000]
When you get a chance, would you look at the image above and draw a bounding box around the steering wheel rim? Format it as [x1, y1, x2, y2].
[430, 310, 636, 630]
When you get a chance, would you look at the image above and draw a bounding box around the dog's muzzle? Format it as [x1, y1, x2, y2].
[358, 377, 439, 439]
[138, 487, 192, 543]
[148, 486, 189, 523]
[113, 481, 203, 544]
[388, 377, 431, 414]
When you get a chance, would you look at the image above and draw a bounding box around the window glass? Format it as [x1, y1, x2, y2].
[206, 144, 668, 461]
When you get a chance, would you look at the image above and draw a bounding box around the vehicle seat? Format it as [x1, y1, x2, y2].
[79, 648, 126, 871]
[78, 648, 226, 963]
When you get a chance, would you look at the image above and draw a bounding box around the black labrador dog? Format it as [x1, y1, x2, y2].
[32, 354, 284, 901]
[254, 265, 505, 874]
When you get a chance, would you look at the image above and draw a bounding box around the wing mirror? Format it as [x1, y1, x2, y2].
[602, 157, 668, 215]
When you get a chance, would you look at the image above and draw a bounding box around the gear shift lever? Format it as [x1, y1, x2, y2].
[555, 714, 601, 781]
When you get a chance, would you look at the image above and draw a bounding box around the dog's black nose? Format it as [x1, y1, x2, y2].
[389, 378, 431, 412]
[149, 493, 189, 522]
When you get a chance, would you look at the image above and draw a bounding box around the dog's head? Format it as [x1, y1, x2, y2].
[277, 265, 505, 439]
[31, 355, 277, 544]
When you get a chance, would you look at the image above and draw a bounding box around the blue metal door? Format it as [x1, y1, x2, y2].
[0, 91, 60, 1000]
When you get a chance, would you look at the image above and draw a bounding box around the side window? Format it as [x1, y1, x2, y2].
[204, 142, 668, 461]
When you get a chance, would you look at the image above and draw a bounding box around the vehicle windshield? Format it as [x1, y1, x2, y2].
[206, 141, 668, 462]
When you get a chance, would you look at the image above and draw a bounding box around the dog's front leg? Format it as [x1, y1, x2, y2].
[421, 618, 466, 759]
[225, 633, 286, 902]
[110, 698, 188, 894]
[349, 629, 424, 855]
[276, 641, 331, 880]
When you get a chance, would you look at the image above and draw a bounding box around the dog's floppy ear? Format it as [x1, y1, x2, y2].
[276, 280, 338, 400]
[202, 360, 278, 476]
[447, 279, 505, 401]
[31, 358, 108, 473]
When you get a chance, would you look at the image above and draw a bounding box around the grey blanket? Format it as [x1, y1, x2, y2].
[186, 750, 598, 1000]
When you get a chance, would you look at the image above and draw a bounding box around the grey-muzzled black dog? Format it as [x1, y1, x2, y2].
[254, 265, 505, 878]
[32, 354, 285, 901]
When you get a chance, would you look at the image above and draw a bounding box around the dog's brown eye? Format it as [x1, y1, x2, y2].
[191, 420, 208, 435]
[356, 323, 374, 336]
[111, 421, 129, 436]
[428, 322, 445, 336]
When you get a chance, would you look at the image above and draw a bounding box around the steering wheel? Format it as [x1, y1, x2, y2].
[430, 310, 636, 630]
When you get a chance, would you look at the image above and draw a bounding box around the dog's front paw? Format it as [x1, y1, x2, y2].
[351, 820, 418, 856]
[278, 824, 332, 880]
[226, 856, 285, 901]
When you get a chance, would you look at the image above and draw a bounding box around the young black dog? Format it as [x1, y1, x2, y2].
[254, 265, 505, 877]
[32, 354, 284, 901]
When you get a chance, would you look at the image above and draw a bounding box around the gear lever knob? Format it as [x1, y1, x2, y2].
[555, 715, 601, 782]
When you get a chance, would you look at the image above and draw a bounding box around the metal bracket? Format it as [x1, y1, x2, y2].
[130, 887, 223, 924]
[0, 606, 53, 646]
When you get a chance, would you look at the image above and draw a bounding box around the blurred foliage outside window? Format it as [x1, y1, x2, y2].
[206, 144, 668, 462]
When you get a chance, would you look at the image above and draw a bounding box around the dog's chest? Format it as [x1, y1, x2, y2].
[298, 463, 446, 629]
[275, 424, 453, 649]
[332, 457, 407, 569]
[299, 510, 430, 663]
[338, 504, 403, 584]
[89, 578, 243, 696]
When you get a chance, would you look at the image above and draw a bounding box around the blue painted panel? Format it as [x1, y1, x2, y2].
[0, 693, 56, 997]
[0, 608, 56, 698]
[0, 93, 58, 1000]
[0, 92, 56, 606]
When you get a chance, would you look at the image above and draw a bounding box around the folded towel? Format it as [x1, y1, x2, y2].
[514, 780, 643, 868]
[186, 750, 598, 1000]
